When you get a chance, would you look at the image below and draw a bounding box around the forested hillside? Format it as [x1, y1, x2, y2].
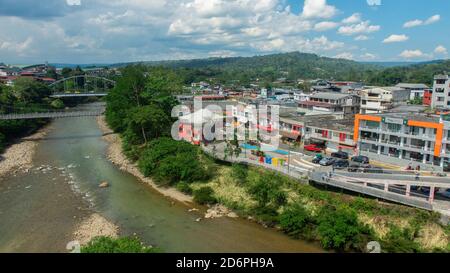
[112, 52, 449, 86]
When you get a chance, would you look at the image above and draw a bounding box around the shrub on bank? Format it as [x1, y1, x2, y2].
[193, 187, 217, 205]
[176, 182, 193, 195]
[380, 226, 421, 253]
[279, 204, 313, 238]
[317, 205, 372, 251]
[81, 236, 160, 253]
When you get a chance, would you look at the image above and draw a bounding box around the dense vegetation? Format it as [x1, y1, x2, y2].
[81, 236, 160, 253]
[0, 79, 54, 152]
[114, 52, 449, 87]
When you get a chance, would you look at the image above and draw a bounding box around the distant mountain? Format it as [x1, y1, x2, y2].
[113, 52, 381, 83]
[362, 60, 446, 68]
[50, 63, 112, 69]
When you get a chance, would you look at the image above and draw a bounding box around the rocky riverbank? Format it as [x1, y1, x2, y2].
[0, 125, 51, 178]
[73, 213, 119, 246]
[96, 116, 193, 204]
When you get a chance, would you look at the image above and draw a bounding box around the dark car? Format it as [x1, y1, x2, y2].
[331, 151, 349, 160]
[333, 160, 349, 169]
[312, 154, 324, 164]
[351, 156, 370, 164]
[319, 157, 336, 166]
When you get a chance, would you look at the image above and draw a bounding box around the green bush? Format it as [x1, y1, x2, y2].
[176, 182, 193, 195]
[193, 187, 217, 205]
[317, 205, 370, 251]
[247, 172, 287, 209]
[81, 236, 160, 253]
[279, 204, 312, 237]
[380, 226, 421, 253]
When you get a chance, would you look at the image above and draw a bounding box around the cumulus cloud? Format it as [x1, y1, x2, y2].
[435, 45, 448, 55]
[334, 52, 353, 60]
[383, 34, 409, 43]
[0, 0, 346, 63]
[314, 21, 339, 31]
[342, 13, 361, 24]
[355, 35, 369, 41]
[301, 0, 337, 19]
[338, 20, 380, 36]
[360, 53, 376, 60]
[399, 49, 427, 59]
[403, 14, 440, 28]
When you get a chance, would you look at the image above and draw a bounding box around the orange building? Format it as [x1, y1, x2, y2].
[354, 113, 450, 171]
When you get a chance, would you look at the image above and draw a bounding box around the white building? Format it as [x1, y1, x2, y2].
[360, 87, 411, 114]
[395, 83, 429, 101]
[431, 74, 450, 109]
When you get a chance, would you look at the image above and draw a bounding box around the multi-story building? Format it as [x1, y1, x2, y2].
[431, 74, 450, 109]
[423, 89, 433, 106]
[395, 83, 429, 101]
[360, 87, 411, 114]
[298, 92, 360, 117]
[354, 112, 450, 171]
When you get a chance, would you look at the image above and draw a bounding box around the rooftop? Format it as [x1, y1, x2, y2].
[376, 112, 440, 123]
[396, 83, 429, 89]
[310, 92, 353, 100]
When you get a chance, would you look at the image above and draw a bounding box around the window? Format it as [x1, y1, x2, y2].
[437, 97, 445, 102]
[387, 123, 401, 132]
[362, 100, 367, 105]
[436, 79, 446, 85]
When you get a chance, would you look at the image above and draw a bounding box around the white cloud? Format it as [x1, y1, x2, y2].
[399, 49, 427, 59]
[383, 34, 409, 43]
[367, 0, 382, 6]
[360, 53, 376, 60]
[66, 0, 81, 6]
[342, 13, 361, 24]
[314, 21, 339, 31]
[301, 0, 337, 19]
[435, 45, 448, 55]
[403, 14, 440, 28]
[334, 52, 353, 60]
[355, 35, 369, 41]
[338, 20, 380, 36]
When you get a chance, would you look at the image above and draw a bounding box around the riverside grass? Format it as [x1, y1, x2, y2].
[192, 164, 449, 253]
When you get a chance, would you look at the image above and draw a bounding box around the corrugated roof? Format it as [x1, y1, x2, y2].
[310, 92, 352, 100]
[396, 83, 429, 89]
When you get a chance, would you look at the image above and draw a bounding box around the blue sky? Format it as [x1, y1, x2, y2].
[0, 0, 448, 64]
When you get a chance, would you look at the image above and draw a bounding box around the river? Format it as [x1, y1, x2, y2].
[0, 104, 323, 253]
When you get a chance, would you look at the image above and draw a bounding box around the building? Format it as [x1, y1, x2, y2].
[424, 89, 433, 106]
[293, 91, 310, 102]
[395, 83, 429, 101]
[298, 92, 360, 117]
[354, 112, 450, 171]
[304, 118, 356, 155]
[431, 74, 450, 109]
[360, 87, 411, 114]
[178, 108, 224, 145]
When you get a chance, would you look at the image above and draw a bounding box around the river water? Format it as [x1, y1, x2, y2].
[0, 104, 323, 253]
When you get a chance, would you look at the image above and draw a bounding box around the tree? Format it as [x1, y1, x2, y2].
[317, 205, 370, 251]
[12, 77, 51, 103]
[247, 172, 287, 209]
[279, 204, 312, 237]
[125, 105, 171, 144]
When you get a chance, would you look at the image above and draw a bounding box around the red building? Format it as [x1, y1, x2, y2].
[423, 89, 433, 106]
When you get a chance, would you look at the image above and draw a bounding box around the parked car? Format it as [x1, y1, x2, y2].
[304, 144, 323, 153]
[319, 157, 336, 166]
[348, 163, 371, 172]
[351, 156, 370, 164]
[333, 160, 349, 169]
[331, 151, 349, 160]
[312, 154, 324, 164]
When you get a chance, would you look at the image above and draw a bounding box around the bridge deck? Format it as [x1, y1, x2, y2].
[0, 110, 104, 120]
